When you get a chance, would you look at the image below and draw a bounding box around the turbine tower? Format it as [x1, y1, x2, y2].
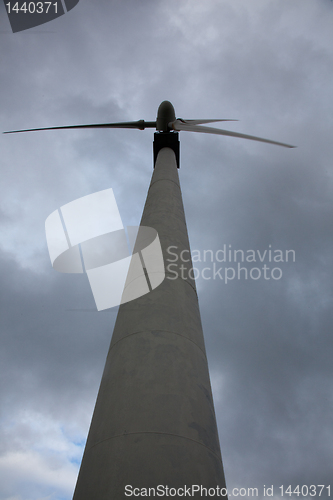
[4, 102, 294, 499]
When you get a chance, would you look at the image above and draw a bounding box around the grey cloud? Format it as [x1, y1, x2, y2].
[1, 0, 332, 498]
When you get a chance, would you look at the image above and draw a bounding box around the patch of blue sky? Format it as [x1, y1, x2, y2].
[69, 455, 81, 466]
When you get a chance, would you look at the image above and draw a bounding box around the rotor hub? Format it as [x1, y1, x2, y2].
[156, 101, 176, 132]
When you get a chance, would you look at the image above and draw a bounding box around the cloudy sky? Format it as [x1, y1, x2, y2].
[1, 0, 333, 499]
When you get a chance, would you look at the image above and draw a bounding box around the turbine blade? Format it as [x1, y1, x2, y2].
[3, 120, 157, 134]
[176, 119, 238, 126]
[171, 122, 296, 148]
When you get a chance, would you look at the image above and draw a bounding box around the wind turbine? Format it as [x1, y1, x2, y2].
[4, 101, 295, 499]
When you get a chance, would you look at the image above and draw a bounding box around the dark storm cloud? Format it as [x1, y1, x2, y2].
[1, 0, 332, 498]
